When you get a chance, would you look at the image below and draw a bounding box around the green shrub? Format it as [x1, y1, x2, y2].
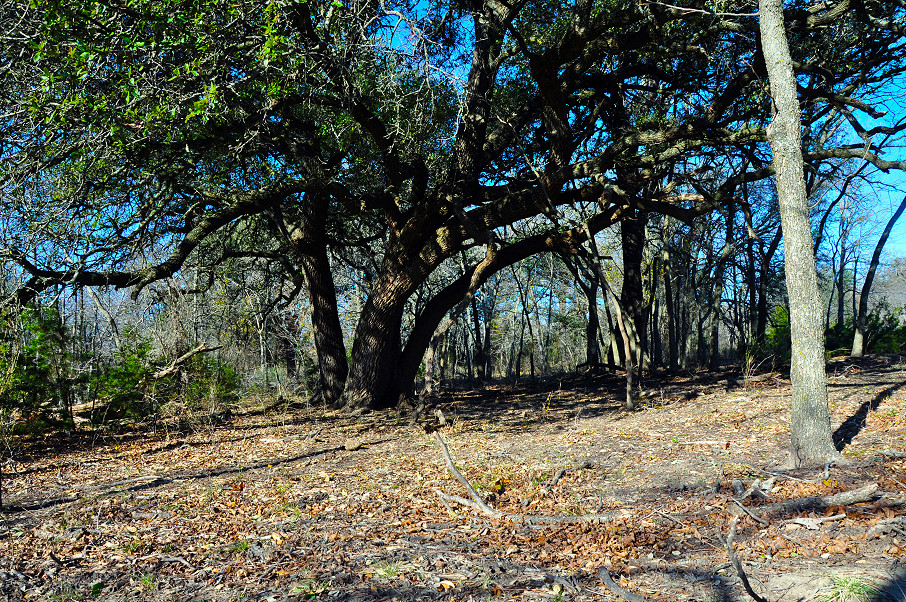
[91, 330, 154, 421]
[0, 306, 74, 430]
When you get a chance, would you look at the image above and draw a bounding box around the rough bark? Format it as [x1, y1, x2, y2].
[620, 210, 649, 370]
[852, 194, 906, 356]
[300, 248, 348, 405]
[341, 271, 411, 411]
[284, 197, 349, 406]
[759, 0, 842, 467]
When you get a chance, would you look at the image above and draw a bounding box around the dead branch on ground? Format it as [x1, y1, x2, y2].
[868, 516, 906, 538]
[522, 460, 595, 507]
[725, 515, 769, 602]
[731, 483, 878, 520]
[433, 432, 619, 525]
[597, 567, 649, 602]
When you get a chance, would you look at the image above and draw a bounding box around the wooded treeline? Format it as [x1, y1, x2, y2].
[1, 0, 906, 461]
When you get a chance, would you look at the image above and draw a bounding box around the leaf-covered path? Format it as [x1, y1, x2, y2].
[2, 356, 905, 601]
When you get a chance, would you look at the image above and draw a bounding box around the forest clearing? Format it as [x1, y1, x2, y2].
[3, 0, 906, 599]
[2, 356, 905, 602]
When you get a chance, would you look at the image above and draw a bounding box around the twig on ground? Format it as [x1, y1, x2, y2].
[433, 431, 496, 513]
[754, 468, 811, 482]
[597, 567, 648, 602]
[731, 499, 769, 525]
[74, 475, 165, 491]
[523, 460, 594, 507]
[654, 508, 685, 527]
[135, 554, 194, 570]
[725, 515, 769, 602]
[433, 432, 619, 524]
[868, 516, 906, 538]
[788, 513, 845, 530]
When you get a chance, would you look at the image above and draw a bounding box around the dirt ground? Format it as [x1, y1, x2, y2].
[1, 355, 905, 602]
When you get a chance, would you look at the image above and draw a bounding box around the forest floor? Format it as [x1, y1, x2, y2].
[1, 356, 905, 602]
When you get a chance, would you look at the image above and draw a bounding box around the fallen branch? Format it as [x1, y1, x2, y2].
[74, 475, 165, 492]
[732, 483, 878, 519]
[597, 567, 648, 602]
[433, 432, 619, 525]
[732, 499, 768, 526]
[868, 516, 906, 538]
[522, 460, 595, 507]
[433, 431, 496, 513]
[135, 554, 194, 570]
[725, 515, 769, 602]
[789, 513, 845, 530]
[153, 343, 223, 379]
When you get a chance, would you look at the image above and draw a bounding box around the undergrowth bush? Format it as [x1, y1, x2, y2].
[759, 303, 906, 365]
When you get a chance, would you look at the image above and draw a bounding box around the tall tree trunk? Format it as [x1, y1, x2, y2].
[341, 271, 411, 411]
[759, 0, 841, 467]
[649, 257, 662, 369]
[620, 209, 649, 370]
[663, 256, 677, 371]
[605, 284, 635, 411]
[471, 298, 485, 381]
[836, 237, 847, 329]
[603, 297, 622, 366]
[710, 201, 735, 370]
[283, 198, 349, 406]
[746, 231, 757, 347]
[852, 194, 906, 356]
[586, 280, 601, 366]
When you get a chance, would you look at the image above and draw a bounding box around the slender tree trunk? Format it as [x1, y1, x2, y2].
[664, 259, 677, 371]
[852, 194, 906, 356]
[471, 298, 485, 381]
[746, 233, 757, 346]
[284, 198, 349, 405]
[586, 280, 601, 366]
[710, 202, 735, 370]
[757, 227, 783, 345]
[605, 285, 635, 411]
[760, 0, 841, 466]
[836, 236, 847, 329]
[603, 298, 622, 366]
[422, 245, 496, 397]
[650, 258, 662, 369]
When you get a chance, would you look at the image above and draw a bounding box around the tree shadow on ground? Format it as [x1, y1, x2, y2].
[872, 567, 906, 602]
[833, 380, 906, 451]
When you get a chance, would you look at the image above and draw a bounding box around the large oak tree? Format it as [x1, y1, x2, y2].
[2, 0, 904, 442]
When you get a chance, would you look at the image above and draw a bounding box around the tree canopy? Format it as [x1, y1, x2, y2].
[2, 0, 905, 421]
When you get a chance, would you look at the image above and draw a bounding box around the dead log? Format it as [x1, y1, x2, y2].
[733, 483, 878, 520]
